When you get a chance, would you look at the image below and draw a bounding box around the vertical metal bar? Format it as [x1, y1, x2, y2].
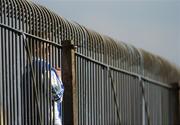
[102, 66, 105, 125]
[88, 58, 90, 125]
[81, 56, 84, 125]
[1, 26, 4, 125]
[104, 67, 108, 125]
[124, 61, 128, 124]
[76, 55, 80, 125]
[18, 3, 24, 125]
[0, 23, 2, 125]
[99, 65, 102, 125]
[4, 16, 9, 125]
[42, 40, 46, 125]
[14, 4, 19, 125]
[11, 6, 16, 125]
[36, 39, 41, 124]
[93, 59, 96, 125]
[91, 54, 93, 125]
[11, 22, 15, 125]
[7, 4, 13, 125]
[28, 38, 35, 125]
[122, 47, 126, 124]
[98, 37, 101, 125]
[90, 50, 93, 125]
[78, 56, 82, 125]
[101, 67, 104, 125]
[88, 58, 91, 125]
[82, 55, 85, 125]
[84, 57, 87, 125]
[0, 1, 2, 123]
[112, 69, 114, 125]
[116, 71, 118, 125]
[40, 40, 43, 125]
[0, 17, 3, 125]
[23, 3, 28, 124]
[2, 26, 6, 125]
[46, 42, 50, 125]
[83, 56, 85, 125]
[31, 37, 35, 125]
[116, 70, 118, 125]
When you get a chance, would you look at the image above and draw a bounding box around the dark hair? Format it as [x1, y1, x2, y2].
[27, 39, 52, 61]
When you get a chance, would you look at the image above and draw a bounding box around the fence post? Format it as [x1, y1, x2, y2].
[170, 82, 179, 124]
[61, 40, 78, 125]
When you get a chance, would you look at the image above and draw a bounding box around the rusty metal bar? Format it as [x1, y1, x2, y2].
[61, 40, 78, 125]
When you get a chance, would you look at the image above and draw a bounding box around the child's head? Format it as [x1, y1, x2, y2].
[29, 41, 51, 60]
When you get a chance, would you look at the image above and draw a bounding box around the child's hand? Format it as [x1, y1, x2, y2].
[56, 68, 62, 79]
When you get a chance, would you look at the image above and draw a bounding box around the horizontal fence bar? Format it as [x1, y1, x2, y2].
[75, 52, 174, 89]
[0, 23, 62, 49]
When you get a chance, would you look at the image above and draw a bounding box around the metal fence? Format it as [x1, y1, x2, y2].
[75, 48, 179, 125]
[0, 0, 180, 125]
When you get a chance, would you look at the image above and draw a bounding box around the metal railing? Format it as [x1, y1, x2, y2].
[0, 0, 179, 125]
[75, 51, 179, 125]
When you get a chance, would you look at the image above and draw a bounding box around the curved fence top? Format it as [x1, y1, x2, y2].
[0, 0, 180, 83]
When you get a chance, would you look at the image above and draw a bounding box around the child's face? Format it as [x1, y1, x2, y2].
[36, 43, 51, 60]
[56, 68, 62, 78]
